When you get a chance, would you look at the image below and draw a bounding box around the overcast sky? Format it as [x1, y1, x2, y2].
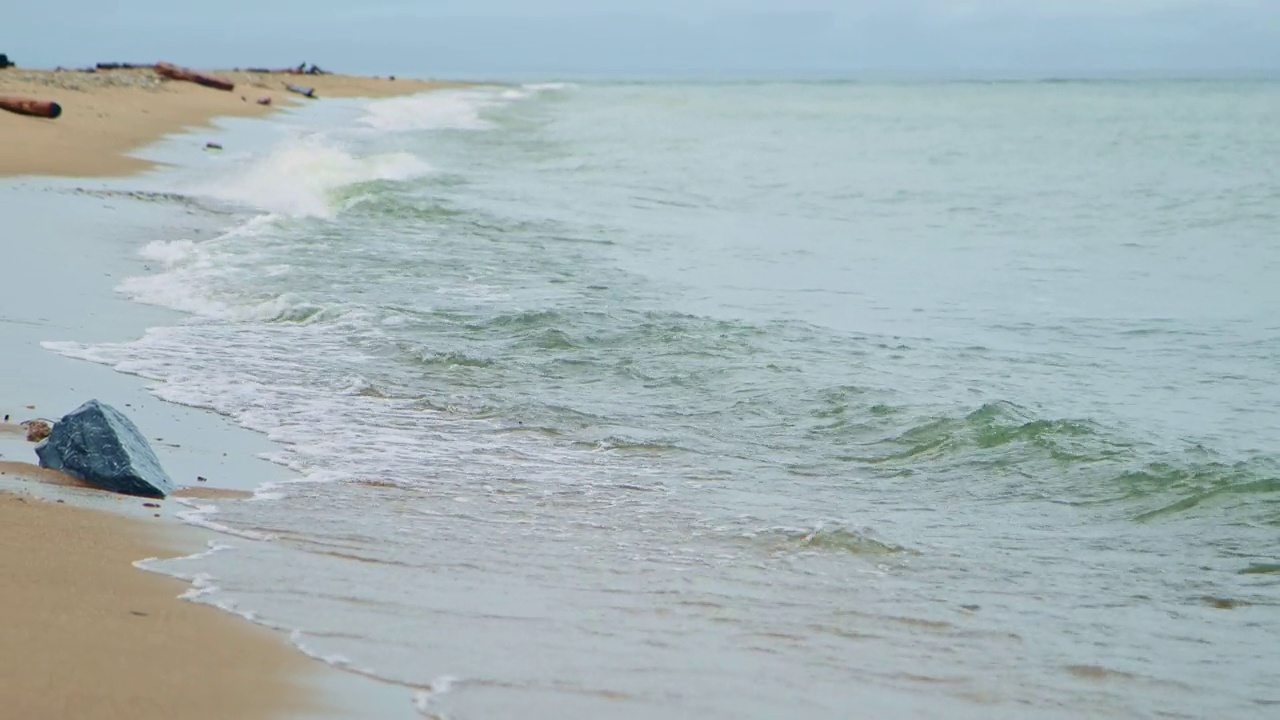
[5, 1, 1279, 78]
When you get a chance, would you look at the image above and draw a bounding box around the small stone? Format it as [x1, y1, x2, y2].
[23, 420, 52, 443]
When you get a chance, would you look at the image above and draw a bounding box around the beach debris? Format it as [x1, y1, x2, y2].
[142, 502, 161, 508]
[290, 62, 329, 75]
[22, 420, 52, 443]
[204, 142, 223, 150]
[154, 62, 234, 91]
[256, 96, 272, 105]
[95, 62, 154, 70]
[285, 84, 317, 98]
[34, 399, 176, 498]
[0, 96, 62, 119]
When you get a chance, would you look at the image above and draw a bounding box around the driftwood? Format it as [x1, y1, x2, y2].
[285, 84, 316, 98]
[155, 62, 234, 91]
[96, 62, 156, 70]
[0, 96, 61, 119]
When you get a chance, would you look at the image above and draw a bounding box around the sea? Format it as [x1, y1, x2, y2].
[48, 80, 1280, 719]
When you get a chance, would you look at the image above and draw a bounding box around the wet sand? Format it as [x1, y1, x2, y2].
[0, 484, 321, 720]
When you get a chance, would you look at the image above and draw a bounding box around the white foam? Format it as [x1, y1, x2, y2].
[190, 135, 430, 217]
[289, 630, 376, 674]
[522, 82, 575, 92]
[116, 273, 234, 317]
[360, 89, 504, 132]
[179, 572, 219, 601]
[413, 676, 460, 719]
[138, 238, 198, 265]
[175, 497, 276, 541]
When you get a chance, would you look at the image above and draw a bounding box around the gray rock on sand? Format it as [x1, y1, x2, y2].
[35, 399, 175, 498]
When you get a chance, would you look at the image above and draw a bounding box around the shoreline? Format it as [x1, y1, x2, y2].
[0, 66, 460, 178]
[1, 71, 444, 717]
[0, 476, 320, 720]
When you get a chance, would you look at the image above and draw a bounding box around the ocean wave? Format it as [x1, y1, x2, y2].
[743, 524, 916, 557]
[359, 89, 505, 132]
[189, 135, 431, 218]
[852, 401, 1119, 466]
[827, 399, 1280, 524]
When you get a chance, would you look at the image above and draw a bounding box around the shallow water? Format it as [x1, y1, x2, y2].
[53, 80, 1280, 718]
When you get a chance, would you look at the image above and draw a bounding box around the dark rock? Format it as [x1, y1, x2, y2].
[35, 400, 175, 498]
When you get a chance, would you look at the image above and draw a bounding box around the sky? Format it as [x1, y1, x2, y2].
[5, 1, 1280, 78]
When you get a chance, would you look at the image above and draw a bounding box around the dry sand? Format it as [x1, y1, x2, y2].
[0, 482, 322, 720]
[0, 66, 457, 177]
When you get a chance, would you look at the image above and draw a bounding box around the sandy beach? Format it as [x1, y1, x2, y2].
[0, 476, 317, 720]
[0, 66, 453, 177]
[0, 64, 451, 718]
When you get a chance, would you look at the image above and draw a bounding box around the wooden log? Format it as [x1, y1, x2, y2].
[154, 62, 234, 91]
[0, 96, 62, 119]
[96, 62, 155, 70]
